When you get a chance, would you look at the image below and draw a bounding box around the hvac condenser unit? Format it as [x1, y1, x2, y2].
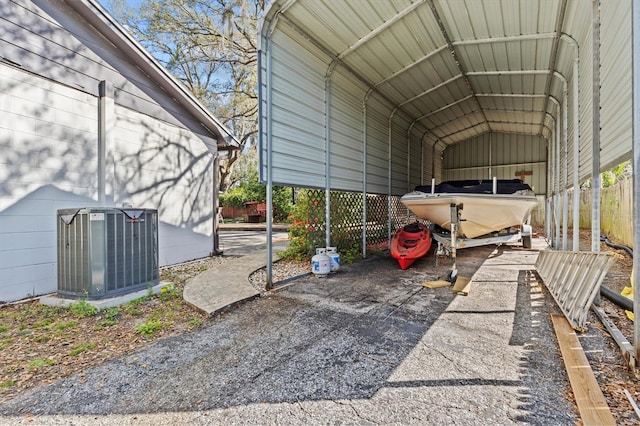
[57, 207, 159, 300]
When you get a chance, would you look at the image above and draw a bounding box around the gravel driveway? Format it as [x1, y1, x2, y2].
[0, 242, 585, 425]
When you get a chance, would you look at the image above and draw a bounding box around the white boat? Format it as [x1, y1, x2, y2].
[400, 179, 538, 240]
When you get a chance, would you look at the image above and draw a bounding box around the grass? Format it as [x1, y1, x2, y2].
[0, 381, 14, 390]
[69, 300, 99, 318]
[33, 335, 50, 343]
[0, 337, 14, 351]
[135, 319, 165, 336]
[28, 358, 54, 370]
[158, 284, 181, 302]
[188, 317, 203, 329]
[122, 298, 145, 317]
[0, 262, 212, 402]
[56, 321, 77, 331]
[99, 308, 120, 327]
[68, 343, 95, 356]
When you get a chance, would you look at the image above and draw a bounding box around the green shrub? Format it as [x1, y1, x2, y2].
[278, 190, 367, 264]
[340, 244, 363, 264]
[219, 173, 293, 222]
[279, 190, 326, 261]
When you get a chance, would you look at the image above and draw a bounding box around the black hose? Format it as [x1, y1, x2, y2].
[600, 235, 633, 257]
[600, 285, 633, 312]
[598, 235, 633, 312]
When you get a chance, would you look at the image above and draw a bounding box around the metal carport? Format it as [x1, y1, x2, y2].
[258, 0, 640, 362]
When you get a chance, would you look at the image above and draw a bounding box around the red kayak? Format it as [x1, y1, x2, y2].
[391, 222, 432, 269]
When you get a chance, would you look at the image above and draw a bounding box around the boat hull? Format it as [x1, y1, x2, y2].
[391, 222, 432, 269]
[401, 192, 538, 239]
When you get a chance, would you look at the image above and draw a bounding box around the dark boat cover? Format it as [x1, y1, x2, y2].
[414, 179, 533, 195]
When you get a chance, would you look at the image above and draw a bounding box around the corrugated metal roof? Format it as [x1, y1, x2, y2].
[263, 0, 578, 149]
[260, 0, 636, 198]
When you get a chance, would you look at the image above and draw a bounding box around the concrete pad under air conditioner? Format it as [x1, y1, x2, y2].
[39, 281, 172, 310]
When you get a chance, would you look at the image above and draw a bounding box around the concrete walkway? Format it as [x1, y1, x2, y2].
[218, 222, 290, 232]
[183, 248, 274, 315]
[183, 226, 290, 315]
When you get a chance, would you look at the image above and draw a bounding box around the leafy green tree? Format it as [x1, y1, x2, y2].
[106, 0, 265, 191]
[227, 144, 258, 190]
[581, 160, 631, 189]
[220, 147, 292, 221]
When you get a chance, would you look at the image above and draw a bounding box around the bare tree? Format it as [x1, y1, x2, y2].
[107, 0, 265, 191]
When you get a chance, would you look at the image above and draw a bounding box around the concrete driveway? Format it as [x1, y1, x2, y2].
[218, 230, 289, 256]
[0, 238, 578, 425]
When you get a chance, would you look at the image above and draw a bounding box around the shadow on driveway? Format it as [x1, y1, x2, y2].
[0, 241, 575, 425]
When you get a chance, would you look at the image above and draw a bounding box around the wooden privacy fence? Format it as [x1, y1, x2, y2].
[566, 179, 634, 248]
[220, 203, 267, 222]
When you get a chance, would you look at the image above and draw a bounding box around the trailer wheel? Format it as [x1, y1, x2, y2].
[522, 235, 532, 249]
[445, 269, 458, 283]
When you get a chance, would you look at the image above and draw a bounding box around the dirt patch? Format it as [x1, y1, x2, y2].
[0, 256, 231, 403]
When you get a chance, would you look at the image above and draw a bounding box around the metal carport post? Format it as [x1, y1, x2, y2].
[632, 0, 640, 366]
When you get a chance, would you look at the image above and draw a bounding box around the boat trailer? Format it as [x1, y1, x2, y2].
[435, 203, 533, 283]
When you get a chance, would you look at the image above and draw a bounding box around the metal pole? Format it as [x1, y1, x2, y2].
[212, 153, 222, 255]
[632, 0, 640, 366]
[407, 123, 415, 192]
[559, 101, 567, 250]
[431, 140, 436, 180]
[555, 104, 562, 249]
[263, 35, 273, 290]
[555, 121, 561, 249]
[98, 81, 113, 206]
[546, 197, 552, 244]
[388, 109, 398, 244]
[562, 86, 569, 251]
[420, 135, 425, 186]
[325, 63, 337, 248]
[362, 89, 373, 258]
[572, 55, 581, 252]
[590, 0, 602, 307]
[552, 134, 555, 247]
[546, 134, 552, 243]
[592, 0, 601, 253]
[489, 133, 492, 179]
[449, 203, 459, 283]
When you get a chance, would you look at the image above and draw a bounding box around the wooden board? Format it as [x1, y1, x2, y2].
[422, 280, 452, 289]
[452, 276, 471, 295]
[551, 314, 616, 426]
